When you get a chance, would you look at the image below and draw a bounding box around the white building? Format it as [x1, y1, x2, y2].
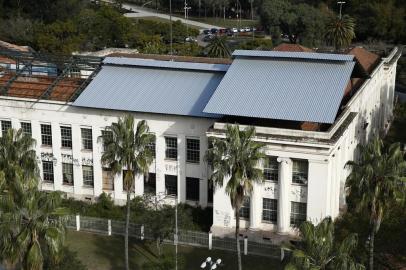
[0, 46, 401, 238]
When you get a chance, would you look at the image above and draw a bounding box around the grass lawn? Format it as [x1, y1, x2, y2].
[66, 230, 282, 270]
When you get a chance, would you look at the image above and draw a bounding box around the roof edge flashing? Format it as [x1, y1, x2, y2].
[232, 50, 355, 62]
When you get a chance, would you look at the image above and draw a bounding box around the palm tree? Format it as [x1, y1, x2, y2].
[346, 138, 406, 270]
[285, 217, 364, 270]
[206, 124, 265, 270]
[100, 115, 154, 270]
[325, 15, 356, 51]
[0, 128, 39, 196]
[206, 36, 232, 58]
[0, 188, 68, 270]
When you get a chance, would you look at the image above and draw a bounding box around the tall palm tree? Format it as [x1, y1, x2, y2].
[285, 217, 364, 270]
[325, 15, 356, 51]
[206, 125, 265, 270]
[0, 128, 39, 196]
[206, 36, 232, 58]
[100, 115, 154, 270]
[346, 138, 406, 270]
[0, 188, 68, 270]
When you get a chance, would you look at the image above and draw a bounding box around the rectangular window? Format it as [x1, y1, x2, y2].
[186, 177, 200, 201]
[239, 197, 250, 220]
[20, 122, 32, 137]
[292, 159, 308, 185]
[81, 128, 93, 150]
[123, 170, 135, 192]
[101, 130, 112, 152]
[264, 157, 278, 181]
[144, 173, 156, 194]
[165, 137, 177, 160]
[42, 161, 54, 182]
[1, 120, 12, 136]
[102, 168, 114, 190]
[147, 135, 156, 158]
[208, 181, 213, 203]
[82, 165, 94, 187]
[62, 163, 74, 185]
[60, 126, 72, 148]
[186, 138, 200, 163]
[165, 174, 177, 196]
[262, 198, 277, 223]
[290, 202, 307, 226]
[41, 124, 52, 146]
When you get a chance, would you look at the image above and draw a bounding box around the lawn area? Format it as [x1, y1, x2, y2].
[66, 230, 282, 270]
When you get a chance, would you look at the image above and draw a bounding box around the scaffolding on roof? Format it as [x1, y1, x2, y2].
[0, 49, 103, 102]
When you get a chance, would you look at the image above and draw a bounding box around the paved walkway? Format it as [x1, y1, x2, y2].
[122, 3, 219, 29]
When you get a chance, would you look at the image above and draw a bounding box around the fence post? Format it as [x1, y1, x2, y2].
[244, 236, 248, 255]
[108, 219, 112, 236]
[76, 215, 80, 231]
[280, 247, 285, 261]
[208, 231, 213, 250]
[140, 225, 144, 240]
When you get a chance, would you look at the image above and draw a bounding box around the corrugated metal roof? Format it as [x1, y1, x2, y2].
[104, 57, 229, 72]
[73, 65, 224, 118]
[233, 50, 354, 62]
[204, 57, 355, 123]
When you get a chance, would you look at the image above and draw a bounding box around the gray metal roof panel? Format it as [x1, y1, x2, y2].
[104, 57, 229, 72]
[233, 50, 355, 62]
[73, 65, 224, 118]
[203, 57, 355, 123]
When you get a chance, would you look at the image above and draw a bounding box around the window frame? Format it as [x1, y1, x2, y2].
[186, 177, 200, 201]
[82, 165, 94, 187]
[41, 124, 52, 146]
[147, 134, 156, 158]
[81, 128, 93, 150]
[165, 136, 178, 160]
[165, 174, 178, 196]
[292, 159, 309, 185]
[186, 138, 200, 164]
[290, 202, 307, 227]
[60, 126, 72, 149]
[20, 122, 32, 137]
[144, 173, 156, 194]
[264, 156, 279, 182]
[239, 196, 250, 220]
[62, 163, 74, 185]
[102, 168, 114, 191]
[101, 130, 113, 152]
[262, 198, 277, 223]
[42, 161, 54, 183]
[1, 120, 12, 136]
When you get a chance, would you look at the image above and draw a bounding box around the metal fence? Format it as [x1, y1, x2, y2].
[66, 215, 281, 259]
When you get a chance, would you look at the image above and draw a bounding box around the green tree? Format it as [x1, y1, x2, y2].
[285, 217, 364, 270]
[100, 115, 154, 270]
[206, 36, 231, 58]
[0, 189, 68, 270]
[206, 125, 265, 270]
[346, 138, 406, 270]
[325, 14, 355, 51]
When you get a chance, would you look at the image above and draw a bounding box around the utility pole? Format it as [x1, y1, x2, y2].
[169, 0, 173, 57]
[337, 1, 346, 19]
[184, 0, 191, 38]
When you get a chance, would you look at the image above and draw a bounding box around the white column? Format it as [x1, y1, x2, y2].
[249, 182, 262, 230]
[307, 159, 330, 224]
[155, 135, 166, 197]
[114, 171, 123, 200]
[72, 125, 83, 195]
[177, 134, 186, 203]
[276, 157, 292, 234]
[134, 174, 144, 196]
[51, 123, 62, 191]
[92, 127, 103, 197]
[199, 137, 208, 208]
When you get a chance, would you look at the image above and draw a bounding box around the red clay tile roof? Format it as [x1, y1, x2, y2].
[107, 53, 233, 65]
[346, 47, 380, 74]
[273, 43, 314, 53]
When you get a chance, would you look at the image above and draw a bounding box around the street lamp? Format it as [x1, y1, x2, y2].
[337, 1, 346, 19]
[201, 257, 222, 269]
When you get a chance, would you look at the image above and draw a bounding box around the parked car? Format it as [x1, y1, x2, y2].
[231, 28, 238, 33]
[185, 36, 197, 42]
[244, 27, 251, 32]
[210, 28, 218, 34]
[203, 34, 214, 42]
[219, 28, 227, 34]
[251, 27, 257, 32]
[203, 29, 210, 35]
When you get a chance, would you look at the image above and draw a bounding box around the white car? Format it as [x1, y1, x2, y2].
[231, 28, 238, 33]
[239, 28, 245, 32]
[244, 27, 251, 32]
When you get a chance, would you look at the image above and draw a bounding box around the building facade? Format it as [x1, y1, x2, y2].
[0, 46, 401, 238]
